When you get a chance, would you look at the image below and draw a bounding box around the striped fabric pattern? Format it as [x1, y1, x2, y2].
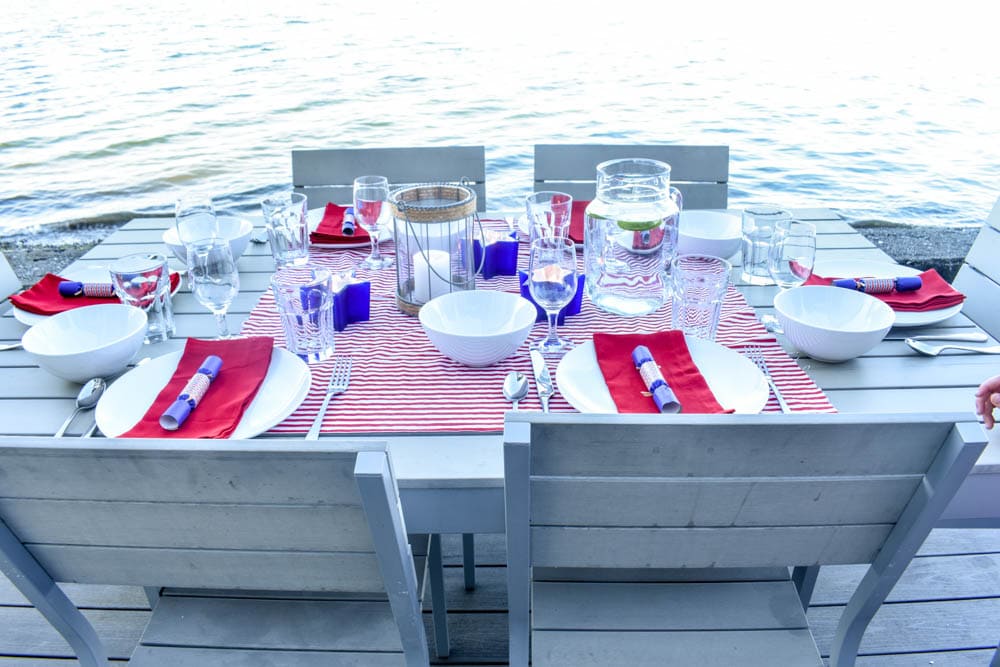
[242, 226, 835, 435]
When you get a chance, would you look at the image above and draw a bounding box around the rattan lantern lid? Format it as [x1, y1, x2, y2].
[390, 184, 477, 223]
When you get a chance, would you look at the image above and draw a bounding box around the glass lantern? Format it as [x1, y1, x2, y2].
[391, 183, 479, 315]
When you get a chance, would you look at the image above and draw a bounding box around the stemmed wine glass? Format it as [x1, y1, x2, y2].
[768, 220, 817, 289]
[353, 175, 392, 270]
[528, 237, 577, 356]
[175, 196, 219, 248]
[187, 238, 240, 339]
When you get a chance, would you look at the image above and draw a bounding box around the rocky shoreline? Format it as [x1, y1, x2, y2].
[0, 220, 980, 289]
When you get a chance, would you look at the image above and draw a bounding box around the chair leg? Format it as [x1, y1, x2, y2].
[143, 587, 162, 609]
[792, 565, 820, 609]
[428, 534, 451, 658]
[463, 533, 476, 590]
[0, 520, 108, 667]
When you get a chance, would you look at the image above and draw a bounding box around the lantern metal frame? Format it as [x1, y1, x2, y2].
[391, 183, 484, 315]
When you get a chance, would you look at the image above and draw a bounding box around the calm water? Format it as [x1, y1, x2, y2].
[2, 1, 999, 239]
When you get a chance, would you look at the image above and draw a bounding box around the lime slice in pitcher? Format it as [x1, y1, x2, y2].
[616, 218, 660, 232]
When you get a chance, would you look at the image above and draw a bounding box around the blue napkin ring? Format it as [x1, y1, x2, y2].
[832, 276, 922, 293]
[632, 345, 681, 414]
[159, 355, 223, 431]
[58, 281, 115, 298]
[341, 206, 356, 236]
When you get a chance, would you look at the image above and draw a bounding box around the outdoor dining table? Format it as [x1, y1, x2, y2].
[1, 207, 997, 537]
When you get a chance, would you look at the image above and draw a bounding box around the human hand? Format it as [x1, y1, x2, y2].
[974, 374, 1000, 429]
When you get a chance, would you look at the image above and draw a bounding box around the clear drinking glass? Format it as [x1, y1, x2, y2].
[187, 238, 240, 339]
[670, 254, 732, 341]
[741, 204, 791, 285]
[109, 253, 175, 344]
[175, 196, 219, 248]
[354, 175, 393, 270]
[270, 266, 336, 363]
[525, 191, 573, 245]
[768, 220, 817, 289]
[528, 237, 577, 356]
[261, 192, 310, 268]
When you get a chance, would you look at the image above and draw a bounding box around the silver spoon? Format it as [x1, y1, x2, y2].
[54, 378, 106, 437]
[502, 371, 529, 411]
[906, 339, 1000, 356]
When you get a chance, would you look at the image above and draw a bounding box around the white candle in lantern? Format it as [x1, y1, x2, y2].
[413, 249, 452, 303]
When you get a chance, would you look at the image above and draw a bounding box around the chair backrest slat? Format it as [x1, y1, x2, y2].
[533, 144, 729, 209]
[508, 413, 980, 570]
[292, 146, 487, 211]
[0, 438, 392, 594]
[953, 197, 1000, 338]
[0, 251, 20, 301]
[528, 417, 944, 477]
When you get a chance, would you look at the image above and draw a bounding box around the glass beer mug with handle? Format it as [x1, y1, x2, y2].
[584, 158, 682, 317]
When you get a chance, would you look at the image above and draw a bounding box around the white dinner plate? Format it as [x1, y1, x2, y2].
[307, 207, 392, 249]
[96, 346, 311, 438]
[555, 338, 769, 414]
[812, 259, 964, 328]
[11, 265, 183, 327]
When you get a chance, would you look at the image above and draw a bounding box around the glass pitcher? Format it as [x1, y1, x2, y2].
[583, 158, 682, 316]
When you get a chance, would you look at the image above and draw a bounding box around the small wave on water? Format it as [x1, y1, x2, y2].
[2, 1, 999, 243]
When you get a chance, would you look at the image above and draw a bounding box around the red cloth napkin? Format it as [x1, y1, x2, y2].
[122, 336, 275, 438]
[11, 272, 181, 316]
[568, 200, 588, 243]
[805, 268, 964, 311]
[309, 203, 371, 245]
[592, 331, 730, 414]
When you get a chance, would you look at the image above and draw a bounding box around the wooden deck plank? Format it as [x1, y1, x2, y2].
[848, 650, 998, 666]
[0, 581, 149, 609]
[2, 530, 1000, 664]
[0, 607, 148, 660]
[811, 553, 1000, 605]
[809, 598, 1000, 657]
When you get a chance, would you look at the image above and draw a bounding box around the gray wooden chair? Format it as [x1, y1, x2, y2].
[292, 145, 487, 212]
[504, 412, 985, 667]
[938, 194, 1000, 529]
[0, 437, 432, 666]
[0, 251, 21, 301]
[293, 144, 486, 604]
[533, 143, 730, 209]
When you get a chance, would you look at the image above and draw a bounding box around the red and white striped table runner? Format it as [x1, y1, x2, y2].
[242, 225, 835, 435]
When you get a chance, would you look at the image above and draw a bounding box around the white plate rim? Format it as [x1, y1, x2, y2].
[555, 337, 769, 414]
[812, 259, 964, 328]
[12, 265, 183, 327]
[95, 346, 311, 438]
[307, 207, 391, 249]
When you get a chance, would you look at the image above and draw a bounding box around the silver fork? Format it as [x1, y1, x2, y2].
[305, 356, 352, 440]
[745, 345, 791, 413]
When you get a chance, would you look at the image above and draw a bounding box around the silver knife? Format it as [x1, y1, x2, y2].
[891, 332, 989, 343]
[529, 350, 554, 413]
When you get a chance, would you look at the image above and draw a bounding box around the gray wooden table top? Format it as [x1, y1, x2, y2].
[2, 207, 997, 482]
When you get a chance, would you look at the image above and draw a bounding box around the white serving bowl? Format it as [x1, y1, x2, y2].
[419, 291, 537, 367]
[162, 215, 254, 264]
[774, 285, 895, 363]
[21, 304, 148, 383]
[677, 210, 742, 259]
